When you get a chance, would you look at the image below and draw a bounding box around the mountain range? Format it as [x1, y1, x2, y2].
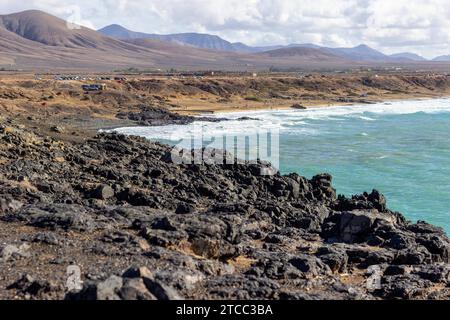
[0, 10, 448, 71]
[0, 10, 266, 71]
[433, 55, 450, 62]
[98, 24, 280, 53]
[99, 23, 431, 62]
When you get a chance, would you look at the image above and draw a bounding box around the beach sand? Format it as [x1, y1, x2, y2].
[1, 71, 450, 139]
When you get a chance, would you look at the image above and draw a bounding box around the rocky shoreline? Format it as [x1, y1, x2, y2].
[0, 113, 449, 300]
[116, 104, 257, 127]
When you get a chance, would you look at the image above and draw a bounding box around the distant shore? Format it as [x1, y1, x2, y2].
[176, 94, 450, 116]
[1, 71, 450, 141]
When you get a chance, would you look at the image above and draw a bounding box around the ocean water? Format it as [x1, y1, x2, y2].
[114, 99, 450, 234]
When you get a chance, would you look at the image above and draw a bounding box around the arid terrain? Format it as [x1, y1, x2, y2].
[2, 10, 450, 72]
[2, 71, 450, 139]
[0, 71, 449, 300]
[0, 10, 362, 71]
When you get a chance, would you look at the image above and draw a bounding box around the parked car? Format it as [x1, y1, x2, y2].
[82, 84, 107, 91]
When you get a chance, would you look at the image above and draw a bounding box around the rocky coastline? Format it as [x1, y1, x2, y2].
[116, 105, 257, 127]
[0, 111, 449, 301]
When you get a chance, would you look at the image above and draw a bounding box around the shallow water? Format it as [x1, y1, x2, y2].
[115, 99, 450, 234]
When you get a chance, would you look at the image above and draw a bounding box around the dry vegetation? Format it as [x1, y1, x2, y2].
[1, 71, 450, 138]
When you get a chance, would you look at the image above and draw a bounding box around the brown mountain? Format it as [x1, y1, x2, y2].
[0, 10, 374, 71]
[258, 47, 348, 63]
[0, 10, 252, 70]
[0, 10, 138, 51]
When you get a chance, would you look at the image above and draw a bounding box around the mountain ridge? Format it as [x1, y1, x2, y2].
[1, 10, 450, 70]
[433, 55, 450, 62]
[0, 10, 139, 51]
[0, 10, 358, 70]
[98, 23, 435, 62]
[389, 52, 426, 61]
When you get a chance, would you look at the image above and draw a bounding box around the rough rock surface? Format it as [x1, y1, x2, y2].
[116, 105, 255, 126]
[0, 122, 448, 300]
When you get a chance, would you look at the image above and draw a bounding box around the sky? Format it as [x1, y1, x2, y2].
[1, 0, 449, 59]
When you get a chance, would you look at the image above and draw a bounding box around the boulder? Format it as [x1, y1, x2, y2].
[291, 103, 306, 110]
[338, 210, 396, 243]
[7, 274, 52, 296]
[346, 246, 395, 266]
[289, 255, 331, 277]
[122, 266, 154, 279]
[191, 238, 239, 260]
[96, 276, 123, 300]
[311, 174, 336, 200]
[141, 277, 183, 300]
[393, 246, 432, 265]
[67, 276, 123, 300]
[316, 247, 348, 273]
[335, 190, 387, 212]
[122, 266, 183, 300]
[92, 185, 115, 200]
[414, 264, 450, 284]
[9, 204, 95, 231]
[0, 243, 31, 262]
[385, 233, 416, 250]
[120, 278, 157, 300]
[339, 211, 377, 243]
[416, 234, 450, 263]
[376, 274, 431, 299]
[0, 198, 23, 214]
[175, 202, 195, 214]
[32, 232, 59, 245]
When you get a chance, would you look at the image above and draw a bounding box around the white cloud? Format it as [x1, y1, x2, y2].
[0, 0, 450, 58]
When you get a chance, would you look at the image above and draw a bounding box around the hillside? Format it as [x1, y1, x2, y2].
[99, 24, 440, 63]
[1, 10, 450, 71]
[0, 10, 356, 71]
[433, 55, 450, 62]
[258, 47, 347, 62]
[325, 44, 388, 61]
[390, 52, 426, 61]
[97, 24, 149, 40]
[0, 10, 256, 70]
[0, 10, 138, 51]
[0, 23, 44, 53]
[99, 24, 240, 52]
[100, 24, 292, 54]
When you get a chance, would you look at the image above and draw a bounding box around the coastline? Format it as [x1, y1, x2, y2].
[2, 72, 450, 138]
[110, 95, 450, 132]
[2, 2, 450, 302]
[114, 97, 450, 235]
[0, 73, 449, 300]
[1, 118, 449, 300]
[103, 95, 450, 133]
[184, 94, 450, 117]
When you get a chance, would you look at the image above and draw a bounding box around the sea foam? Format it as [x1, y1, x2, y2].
[114, 98, 450, 141]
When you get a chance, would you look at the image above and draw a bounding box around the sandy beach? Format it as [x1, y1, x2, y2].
[2, 72, 450, 136]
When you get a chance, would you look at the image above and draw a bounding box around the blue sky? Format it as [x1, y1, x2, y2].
[1, 0, 449, 58]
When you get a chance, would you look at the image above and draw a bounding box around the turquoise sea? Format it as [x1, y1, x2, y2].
[115, 99, 450, 234]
